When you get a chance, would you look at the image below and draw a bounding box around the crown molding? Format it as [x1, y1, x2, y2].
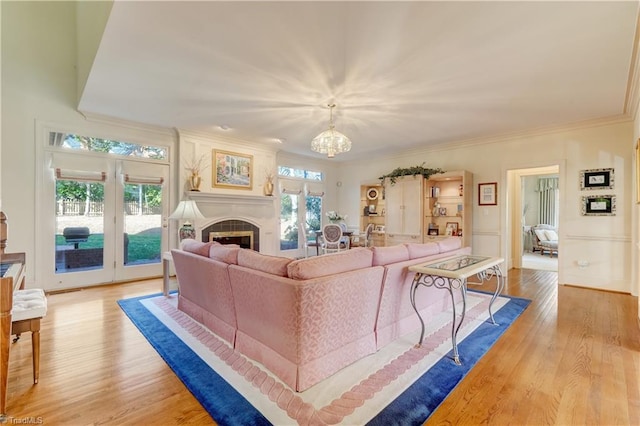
[348, 113, 633, 167]
[624, 5, 640, 119]
[78, 111, 177, 138]
[176, 128, 281, 155]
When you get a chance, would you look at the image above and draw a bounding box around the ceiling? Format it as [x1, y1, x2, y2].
[79, 1, 639, 162]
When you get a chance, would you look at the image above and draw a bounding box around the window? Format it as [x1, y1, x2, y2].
[278, 167, 324, 251]
[49, 132, 167, 160]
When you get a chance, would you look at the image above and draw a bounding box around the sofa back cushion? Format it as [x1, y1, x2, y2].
[405, 242, 440, 259]
[287, 248, 373, 280]
[181, 239, 219, 257]
[437, 237, 463, 254]
[237, 249, 292, 276]
[371, 245, 410, 266]
[209, 244, 240, 264]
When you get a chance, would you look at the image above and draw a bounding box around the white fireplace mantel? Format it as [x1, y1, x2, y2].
[187, 191, 277, 205]
[185, 191, 278, 254]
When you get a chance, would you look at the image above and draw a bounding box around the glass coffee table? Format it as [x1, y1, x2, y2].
[408, 255, 505, 365]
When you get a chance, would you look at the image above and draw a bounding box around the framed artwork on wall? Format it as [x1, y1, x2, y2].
[478, 182, 497, 206]
[581, 194, 616, 216]
[212, 150, 253, 190]
[580, 168, 614, 190]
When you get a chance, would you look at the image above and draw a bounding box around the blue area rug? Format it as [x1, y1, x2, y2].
[118, 291, 529, 425]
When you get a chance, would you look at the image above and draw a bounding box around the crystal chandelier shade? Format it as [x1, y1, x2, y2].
[310, 104, 352, 158]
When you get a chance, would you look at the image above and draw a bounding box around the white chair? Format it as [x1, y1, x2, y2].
[321, 224, 344, 254]
[298, 222, 320, 258]
[361, 223, 375, 247]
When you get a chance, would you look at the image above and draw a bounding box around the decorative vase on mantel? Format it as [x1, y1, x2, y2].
[264, 179, 274, 196]
[189, 172, 202, 192]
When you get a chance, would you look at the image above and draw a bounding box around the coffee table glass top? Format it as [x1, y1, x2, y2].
[424, 255, 490, 271]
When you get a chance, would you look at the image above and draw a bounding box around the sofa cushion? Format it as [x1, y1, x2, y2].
[371, 245, 410, 266]
[209, 244, 240, 264]
[181, 239, 218, 257]
[287, 248, 373, 280]
[237, 249, 292, 276]
[437, 237, 463, 253]
[405, 242, 440, 259]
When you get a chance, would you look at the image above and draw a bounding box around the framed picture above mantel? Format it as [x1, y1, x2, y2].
[212, 150, 253, 190]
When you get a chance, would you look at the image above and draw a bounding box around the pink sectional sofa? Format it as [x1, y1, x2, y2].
[172, 237, 470, 392]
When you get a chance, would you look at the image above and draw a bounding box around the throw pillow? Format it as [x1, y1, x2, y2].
[209, 244, 240, 264]
[544, 230, 559, 241]
[181, 239, 217, 257]
[534, 229, 548, 242]
[236, 249, 292, 277]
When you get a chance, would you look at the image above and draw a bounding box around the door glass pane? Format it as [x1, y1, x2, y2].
[55, 180, 104, 273]
[123, 183, 162, 266]
[305, 196, 322, 233]
[280, 193, 298, 250]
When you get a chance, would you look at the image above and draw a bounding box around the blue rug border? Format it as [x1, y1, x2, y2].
[118, 291, 530, 426]
[367, 292, 531, 425]
[117, 293, 271, 426]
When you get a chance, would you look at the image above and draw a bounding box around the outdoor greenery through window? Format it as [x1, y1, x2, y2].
[49, 132, 167, 160]
[278, 166, 323, 181]
[278, 167, 324, 251]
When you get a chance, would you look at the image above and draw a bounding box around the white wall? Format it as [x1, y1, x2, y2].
[1, 2, 178, 285]
[2, 2, 639, 298]
[339, 121, 635, 294]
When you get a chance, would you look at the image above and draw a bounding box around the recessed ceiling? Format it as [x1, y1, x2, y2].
[79, 1, 639, 161]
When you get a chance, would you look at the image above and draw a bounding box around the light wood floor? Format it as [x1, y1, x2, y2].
[4, 269, 639, 425]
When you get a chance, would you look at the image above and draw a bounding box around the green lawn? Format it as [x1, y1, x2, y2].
[56, 234, 161, 262]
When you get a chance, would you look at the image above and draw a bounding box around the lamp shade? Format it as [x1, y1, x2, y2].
[169, 200, 205, 221]
[169, 200, 205, 241]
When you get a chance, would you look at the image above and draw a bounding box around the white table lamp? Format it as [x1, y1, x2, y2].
[169, 200, 205, 241]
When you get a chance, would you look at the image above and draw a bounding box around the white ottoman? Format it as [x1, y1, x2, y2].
[12, 289, 47, 384]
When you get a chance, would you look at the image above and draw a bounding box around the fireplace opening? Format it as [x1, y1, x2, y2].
[201, 220, 260, 251]
[209, 231, 253, 250]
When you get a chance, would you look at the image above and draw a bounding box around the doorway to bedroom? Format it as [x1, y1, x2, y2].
[509, 165, 559, 272]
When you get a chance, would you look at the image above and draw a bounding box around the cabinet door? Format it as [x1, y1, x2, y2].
[402, 178, 422, 235]
[384, 183, 403, 235]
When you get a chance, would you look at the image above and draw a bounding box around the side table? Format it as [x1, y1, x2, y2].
[162, 251, 174, 296]
[408, 255, 505, 365]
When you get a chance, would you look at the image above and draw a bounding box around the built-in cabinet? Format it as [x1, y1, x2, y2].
[384, 176, 424, 246]
[382, 171, 473, 248]
[424, 170, 473, 247]
[359, 184, 385, 246]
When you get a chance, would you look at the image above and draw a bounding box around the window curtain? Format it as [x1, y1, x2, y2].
[537, 177, 559, 227]
[279, 179, 303, 195]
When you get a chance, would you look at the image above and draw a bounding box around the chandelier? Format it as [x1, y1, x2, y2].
[310, 104, 352, 158]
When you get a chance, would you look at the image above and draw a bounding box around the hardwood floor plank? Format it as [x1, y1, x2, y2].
[2, 270, 638, 425]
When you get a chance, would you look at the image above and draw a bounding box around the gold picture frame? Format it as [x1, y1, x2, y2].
[212, 150, 253, 190]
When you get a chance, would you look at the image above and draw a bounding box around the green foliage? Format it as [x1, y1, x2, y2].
[379, 163, 444, 185]
[56, 181, 104, 201]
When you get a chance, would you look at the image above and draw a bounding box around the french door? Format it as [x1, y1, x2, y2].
[42, 151, 170, 289]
